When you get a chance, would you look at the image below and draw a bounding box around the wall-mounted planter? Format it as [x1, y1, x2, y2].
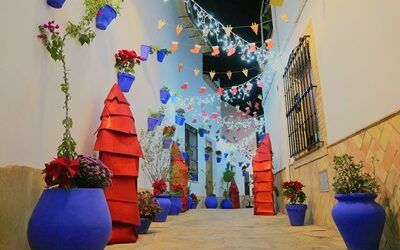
[216, 156, 222, 163]
[140, 45, 151, 61]
[224, 153, 229, 159]
[147, 117, 158, 131]
[117, 72, 135, 92]
[205, 153, 210, 161]
[175, 115, 185, 126]
[47, 0, 66, 9]
[162, 137, 173, 149]
[96, 5, 117, 30]
[160, 89, 171, 104]
[157, 49, 167, 62]
[199, 129, 207, 137]
[157, 114, 165, 126]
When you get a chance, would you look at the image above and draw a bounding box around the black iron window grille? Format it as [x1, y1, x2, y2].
[185, 124, 198, 181]
[283, 36, 321, 157]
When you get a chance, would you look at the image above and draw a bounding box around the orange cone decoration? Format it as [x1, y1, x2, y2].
[170, 143, 189, 212]
[94, 84, 144, 244]
[253, 133, 275, 215]
[229, 180, 240, 208]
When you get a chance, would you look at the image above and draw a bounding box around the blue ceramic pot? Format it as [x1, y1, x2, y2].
[96, 4, 117, 30]
[205, 154, 210, 161]
[140, 45, 151, 61]
[332, 193, 385, 250]
[224, 153, 229, 158]
[191, 201, 198, 209]
[259, 133, 266, 142]
[221, 199, 233, 209]
[157, 114, 165, 126]
[47, 0, 66, 8]
[28, 188, 111, 250]
[169, 195, 182, 215]
[205, 195, 218, 209]
[216, 157, 222, 163]
[157, 49, 167, 62]
[175, 115, 185, 126]
[160, 89, 171, 104]
[117, 72, 135, 92]
[187, 195, 193, 210]
[191, 173, 198, 181]
[154, 194, 171, 222]
[136, 218, 152, 234]
[182, 152, 188, 160]
[147, 117, 158, 131]
[285, 204, 307, 226]
[199, 129, 207, 137]
[163, 137, 173, 149]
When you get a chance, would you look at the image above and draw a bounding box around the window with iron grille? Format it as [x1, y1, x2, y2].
[185, 124, 198, 181]
[283, 36, 321, 157]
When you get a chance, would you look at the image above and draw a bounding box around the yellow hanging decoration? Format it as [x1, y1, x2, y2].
[209, 70, 216, 80]
[242, 68, 249, 77]
[280, 13, 289, 23]
[194, 68, 200, 76]
[227, 70, 232, 80]
[270, 0, 285, 6]
[178, 63, 183, 72]
[251, 22, 259, 35]
[176, 24, 184, 36]
[224, 25, 233, 37]
[157, 19, 166, 30]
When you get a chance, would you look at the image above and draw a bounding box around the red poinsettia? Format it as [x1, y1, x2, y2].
[43, 157, 80, 188]
[282, 180, 306, 205]
[152, 179, 167, 195]
[114, 49, 142, 74]
[170, 183, 184, 196]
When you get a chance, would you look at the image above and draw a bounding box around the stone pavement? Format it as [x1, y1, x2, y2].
[106, 209, 346, 250]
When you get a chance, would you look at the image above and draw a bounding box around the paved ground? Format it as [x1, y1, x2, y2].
[106, 209, 346, 250]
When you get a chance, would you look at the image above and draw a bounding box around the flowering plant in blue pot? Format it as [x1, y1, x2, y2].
[221, 168, 235, 209]
[137, 191, 161, 233]
[331, 154, 384, 250]
[204, 146, 213, 161]
[216, 150, 222, 163]
[93, 0, 124, 30]
[47, 0, 66, 9]
[283, 181, 307, 226]
[160, 86, 171, 104]
[175, 108, 186, 126]
[162, 125, 176, 149]
[114, 49, 142, 92]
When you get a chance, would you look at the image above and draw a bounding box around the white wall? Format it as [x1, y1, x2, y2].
[263, 0, 400, 170]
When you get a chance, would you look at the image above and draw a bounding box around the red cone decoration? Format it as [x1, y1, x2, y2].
[94, 84, 144, 244]
[253, 133, 275, 215]
[229, 180, 240, 209]
[170, 143, 189, 212]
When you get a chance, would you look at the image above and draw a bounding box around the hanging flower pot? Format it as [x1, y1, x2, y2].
[157, 49, 167, 62]
[175, 115, 186, 126]
[224, 152, 229, 158]
[140, 45, 151, 61]
[47, 0, 66, 9]
[147, 117, 158, 131]
[285, 204, 307, 226]
[154, 194, 171, 222]
[157, 114, 165, 126]
[182, 152, 188, 160]
[169, 195, 182, 215]
[199, 129, 207, 137]
[96, 4, 117, 30]
[135, 218, 152, 234]
[162, 137, 173, 149]
[242, 171, 246, 177]
[160, 89, 171, 104]
[221, 199, 233, 209]
[205, 153, 210, 161]
[117, 72, 135, 93]
[204, 195, 218, 209]
[216, 156, 222, 163]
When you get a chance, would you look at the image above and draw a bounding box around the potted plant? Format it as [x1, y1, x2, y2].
[198, 127, 207, 137]
[140, 44, 152, 61]
[331, 154, 384, 250]
[156, 106, 166, 126]
[175, 108, 186, 126]
[162, 125, 175, 149]
[147, 110, 160, 131]
[216, 150, 222, 163]
[282, 180, 307, 226]
[28, 155, 113, 249]
[204, 146, 213, 161]
[203, 170, 218, 209]
[160, 86, 171, 104]
[151, 179, 171, 222]
[136, 191, 161, 234]
[169, 183, 183, 215]
[47, 0, 66, 9]
[221, 168, 235, 209]
[190, 193, 200, 209]
[148, 45, 171, 63]
[114, 49, 142, 93]
[95, 0, 124, 30]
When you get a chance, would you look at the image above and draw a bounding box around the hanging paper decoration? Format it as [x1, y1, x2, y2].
[201, 110, 207, 117]
[224, 25, 233, 37]
[209, 70, 216, 80]
[178, 63, 183, 72]
[170, 41, 179, 52]
[235, 105, 240, 111]
[194, 68, 200, 76]
[181, 82, 189, 89]
[210, 112, 218, 119]
[230, 86, 237, 95]
[217, 106, 221, 112]
[211, 46, 220, 56]
[157, 19, 166, 30]
[265, 39, 274, 49]
[242, 68, 249, 77]
[226, 70, 233, 80]
[191, 44, 201, 54]
[226, 129, 231, 133]
[245, 107, 250, 114]
[248, 43, 256, 53]
[186, 104, 193, 110]
[176, 24, 184, 36]
[280, 13, 289, 23]
[245, 82, 252, 92]
[271, 0, 285, 6]
[247, 101, 252, 107]
[258, 94, 263, 100]
[227, 45, 236, 56]
[254, 102, 260, 110]
[199, 86, 206, 94]
[253, 112, 258, 118]
[251, 22, 259, 35]
[192, 119, 197, 123]
[202, 27, 210, 37]
[257, 80, 264, 88]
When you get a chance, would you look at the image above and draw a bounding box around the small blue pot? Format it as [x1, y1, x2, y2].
[140, 45, 151, 61]
[187, 195, 193, 210]
[199, 129, 207, 137]
[96, 4, 117, 30]
[205, 154, 210, 161]
[221, 199, 233, 209]
[286, 204, 307, 226]
[191, 173, 198, 181]
[155, 194, 171, 222]
[160, 89, 171, 104]
[182, 152, 188, 160]
[205, 195, 218, 209]
[169, 195, 182, 215]
[175, 115, 185, 126]
[157, 114, 165, 126]
[136, 218, 152, 234]
[117, 72, 135, 92]
[191, 201, 198, 209]
[147, 117, 158, 131]
[157, 49, 167, 62]
[163, 137, 173, 149]
[47, 0, 66, 8]
[216, 157, 222, 163]
[224, 153, 229, 158]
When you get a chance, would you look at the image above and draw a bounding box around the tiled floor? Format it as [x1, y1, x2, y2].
[106, 209, 346, 250]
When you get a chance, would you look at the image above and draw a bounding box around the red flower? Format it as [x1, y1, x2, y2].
[152, 179, 167, 195]
[43, 157, 80, 188]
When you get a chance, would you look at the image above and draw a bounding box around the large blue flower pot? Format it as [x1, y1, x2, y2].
[205, 195, 218, 209]
[28, 188, 111, 250]
[157, 114, 165, 126]
[157, 49, 167, 62]
[147, 117, 158, 131]
[285, 204, 307, 226]
[136, 218, 152, 234]
[187, 195, 193, 210]
[169, 195, 182, 215]
[155, 194, 171, 222]
[216, 157, 222, 163]
[47, 0, 66, 8]
[162, 137, 173, 149]
[117, 72, 135, 93]
[221, 199, 233, 209]
[160, 89, 171, 104]
[140, 45, 151, 61]
[332, 193, 385, 250]
[96, 5, 117, 30]
[191, 201, 198, 209]
[205, 154, 210, 161]
[175, 115, 185, 126]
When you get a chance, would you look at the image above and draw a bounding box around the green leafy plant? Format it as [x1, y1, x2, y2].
[216, 150, 222, 156]
[332, 154, 380, 194]
[161, 86, 170, 91]
[176, 108, 185, 117]
[222, 168, 235, 199]
[149, 45, 171, 55]
[282, 181, 306, 205]
[205, 146, 213, 154]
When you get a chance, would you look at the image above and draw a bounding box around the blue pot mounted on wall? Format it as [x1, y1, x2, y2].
[175, 115, 185, 126]
[136, 218, 152, 234]
[224, 153, 229, 159]
[147, 117, 158, 131]
[199, 129, 207, 137]
[157, 114, 165, 126]
[155, 194, 171, 222]
[205, 195, 218, 209]
[285, 204, 307, 226]
[332, 193, 385, 250]
[221, 199, 233, 209]
[47, 0, 66, 8]
[96, 5, 117, 30]
[182, 152, 188, 160]
[28, 188, 111, 250]
[205, 154, 210, 161]
[216, 157, 222, 163]
[169, 195, 182, 215]
[140, 45, 151, 61]
[157, 49, 167, 62]
[117, 72, 135, 92]
[160, 89, 171, 104]
[162, 137, 173, 149]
